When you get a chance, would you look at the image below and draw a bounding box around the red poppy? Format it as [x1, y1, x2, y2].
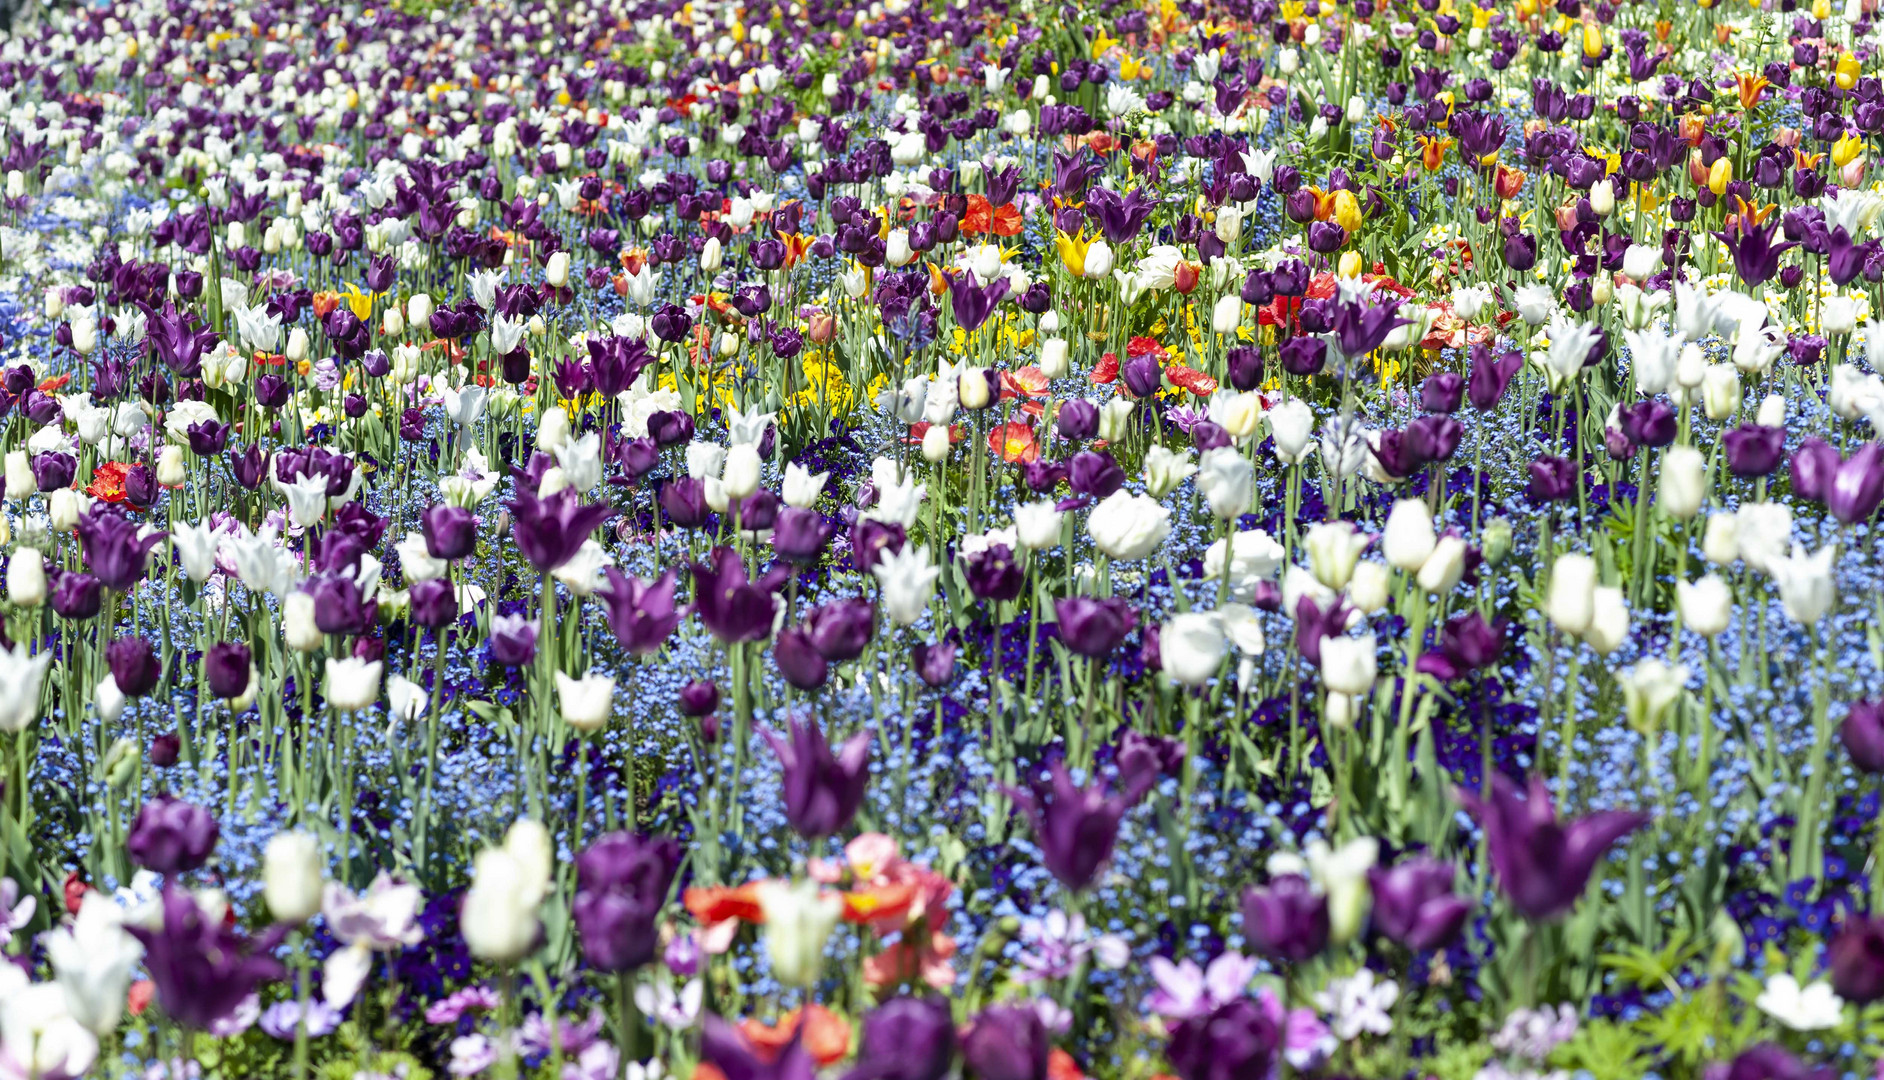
[960, 193, 1024, 237]
[1166, 364, 1218, 396]
[85, 461, 130, 504]
[1126, 336, 1168, 359]
[36, 373, 71, 394]
[1089, 352, 1119, 385]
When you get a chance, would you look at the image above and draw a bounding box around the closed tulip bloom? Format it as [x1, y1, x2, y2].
[573, 831, 680, 973]
[1368, 857, 1471, 951]
[128, 795, 219, 875]
[1657, 445, 1708, 519]
[324, 658, 383, 713]
[765, 716, 871, 839]
[757, 878, 843, 987]
[1677, 575, 1734, 638]
[1829, 915, 1884, 1004]
[107, 637, 161, 697]
[1320, 633, 1378, 696]
[1196, 447, 1254, 519]
[1161, 612, 1226, 686]
[961, 1005, 1050, 1080]
[1165, 999, 1280, 1080]
[1382, 499, 1436, 571]
[1054, 596, 1137, 658]
[1724, 423, 1786, 477]
[1008, 761, 1139, 891]
[206, 642, 253, 699]
[1546, 554, 1597, 635]
[421, 504, 478, 560]
[7, 546, 44, 606]
[1240, 874, 1329, 962]
[774, 627, 830, 690]
[555, 671, 616, 733]
[806, 598, 875, 662]
[1828, 444, 1884, 524]
[849, 996, 957, 1080]
[1584, 586, 1630, 655]
[1845, 700, 1884, 774]
[461, 819, 553, 962]
[1087, 490, 1173, 559]
[1792, 437, 1842, 502]
[263, 831, 324, 925]
[0, 640, 52, 733]
[1457, 776, 1647, 921]
[1303, 521, 1370, 591]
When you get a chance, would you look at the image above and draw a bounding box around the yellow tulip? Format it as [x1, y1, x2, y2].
[1833, 133, 1865, 168]
[1836, 52, 1861, 90]
[1338, 251, 1363, 278]
[1582, 22, 1604, 59]
[1331, 189, 1363, 232]
[1054, 230, 1094, 277]
[1707, 157, 1733, 196]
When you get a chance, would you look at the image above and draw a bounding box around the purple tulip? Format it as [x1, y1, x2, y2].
[846, 996, 957, 1080]
[1368, 857, 1472, 951]
[1057, 399, 1099, 440]
[964, 544, 1025, 602]
[1792, 436, 1841, 501]
[1164, 999, 1279, 1080]
[597, 569, 681, 656]
[422, 504, 478, 561]
[912, 641, 957, 687]
[128, 795, 219, 875]
[205, 642, 252, 699]
[1467, 345, 1523, 410]
[128, 887, 285, 1030]
[960, 1005, 1049, 1080]
[774, 628, 830, 690]
[1240, 874, 1329, 962]
[1842, 700, 1884, 772]
[701, 1016, 819, 1080]
[806, 598, 875, 661]
[764, 715, 871, 839]
[1006, 762, 1138, 891]
[1723, 423, 1786, 477]
[489, 613, 538, 668]
[1828, 443, 1884, 524]
[1421, 372, 1465, 413]
[1115, 729, 1184, 794]
[509, 486, 615, 573]
[1457, 775, 1648, 921]
[1526, 455, 1576, 502]
[679, 680, 719, 717]
[1121, 353, 1163, 398]
[307, 574, 378, 637]
[1067, 450, 1126, 498]
[1053, 596, 1137, 658]
[49, 569, 102, 620]
[573, 831, 681, 973]
[108, 637, 161, 697]
[408, 578, 459, 629]
[1713, 1045, 1834, 1080]
[772, 507, 833, 563]
[690, 547, 785, 644]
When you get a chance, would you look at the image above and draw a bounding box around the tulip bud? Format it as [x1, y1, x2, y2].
[1657, 445, 1707, 519]
[104, 735, 136, 787]
[959, 367, 992, 410]
[1589, 178, 1615, 217]
[1320, 633, 1378, 695]
[8, 548, 44, 607]
[1039, 337, 1069, 378]
[921, 424, 950, 463]
[1584, 586, 1630, 654]
[1417, 536, 1468, 595]
[1098, 399, 1134, 442]
[1346, 561, 1390, 613]
[156, 446, 187, 487]
[722, 444, 761, 500]
[284, 591, 323, 652]
[263, 831, 324, 924]
[382, 306, 405, 337]
[1546, 553, 1597, 635]
[536, 406, 572, 452]
[1702, 513, 1740, 565]
[1677, 575, 1733, 638]
[285, 326, 310, 362]
[1756, 394, 1786, 427]
[1702, 364, 1742, 420]
[1211, 293, 1243, 335]
[49, 489, 85, 532]
[4, 451, 31, 501]
[757, 878, 842, 987]
[1083, 239, 1114, 278]
[1382, 499, 1436, 571]
[545, 250, 571, 288]
[408, 293, 435, 329]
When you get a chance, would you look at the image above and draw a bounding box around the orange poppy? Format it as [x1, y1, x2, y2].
[36, 373, 71, 394]
[1089, 352, 1119, 385]
[861, 933, 959, 990]
[1049, 1049, 1085, 1080]
[989, 421, 1040, 464]
[841, 880, 920, 923]
[740, 1006, 852, 1066]
[1002, 366, 1051, 398]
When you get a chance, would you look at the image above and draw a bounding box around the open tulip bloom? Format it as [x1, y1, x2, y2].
[0, 0, 1881, 1076]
